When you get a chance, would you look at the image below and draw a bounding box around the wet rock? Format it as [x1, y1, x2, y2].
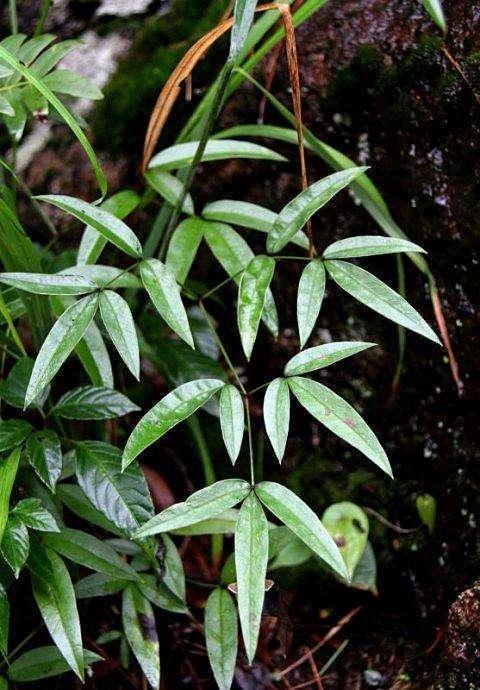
[444, 580, 480, 666]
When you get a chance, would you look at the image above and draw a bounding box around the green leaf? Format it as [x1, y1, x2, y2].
[75, 441, 154, 538]
[0, 419, 32, 451]
[0, 583, 8, 657]
[75, 321, 114, 388]
[0, 95, 14, 116]
[25, 293, 99, 408]
[267, 168, 367, 253]
[219, 384, 244, 464]
[137, 573, 187, 615]
[77, 190, 141, 265]
[350, 541, 377, 594]
[60, 264, 141, 289]
[255, 481, 348, 579]
[31, 38, 80, 76]
[171, 509, 239, 536]
[7, 646, 101, 683]
[268, 526, 312, 570]
[204, 221, 278, 337]
[145, 169, 194, 215]
[162, 534, 186, 602]
[123, 379, 225, 469]
[322, 502, 369, 577]
[17, 34, 56, 64]
[0, 358, 46, 409]
[29, 546, 84, 680]
[43, 527, 139, 581]
[42, 69, 103, 100]
[416, 493, 436, 534]
[0, 272, 96, 295]
[296, 260, 325, 348]
[57, 484, 121, 535]
[229, 0, 257, 62]
[1, 516, 29, 577]
[237, 255, 275, 359]
[202, 199, 309, 250]
[148, 139, 286, 171]
[423, 0, 446, 32]
[165, 217, 204, 283]
[205, 588, 238, 690]
[323, 236, 426, 260]
[0, 46, 106, 197]
[325, 260, 440, 343]
[26, 431, 62, 492]
[135, 479, 250, 538]
[287, 376, 391, 475]
[99, 290, 140, 379]
[122, 585, 160, 689]
[0, 289, 26, 355]
[35, 195, 142, 259]
[75, 572, 127, 599]
[11, 498, 59, 532]
[284, 341, 375, 377]
[263, 378, 290, 463]
[0, 448, 20, 541]
[235, 491, 268, 664]
[53, 386, 139, 420]
[140, 258, 194, 348]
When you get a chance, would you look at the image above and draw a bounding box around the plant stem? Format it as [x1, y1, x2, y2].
[34, 0, 52, 36]
[8, 0, 18, 34]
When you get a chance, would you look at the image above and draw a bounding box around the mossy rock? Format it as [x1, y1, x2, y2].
[92, 0, 228, 156]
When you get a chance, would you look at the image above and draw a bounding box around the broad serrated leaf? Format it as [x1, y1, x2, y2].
[165, 217, 204, 283]
[202, 199, 309, 250]
[423, 0, 446, 31]
[123, 379, 225, 468]
[140, 258, 194, 347]
[0, 272, 96, 295]
[323, 236, 426, 260]
[235, 491, 268, 664]
[29, 546, 84, 680]
[219, 384, 244, 464]
[263, 378, 290, 463]
[284, 341, 375, 376]
[205, 588, 238, 690]
[7, 646, 101, 683]
[1, 516, 29, 577]
[148, 139, 286, 170]
[267, 168, 367, 253]
[122, 585, 160, 689]
[36, 195, 142, 259]
[145, 169, 194, 215]
[53, 386, 139, 420]
[237, 255, 275, 359]
[203, 222, 278, 337]
[25, 293, 98, 408]
[98, 290, 140, 379]
[0, 419, 32, 451]
[325, 260, 439, 343]
[135, 479, 250, 538]
[26, 431, 62, 492]
[75, 441, 154, 537]
[255, 481, 348, 579]
[296, 259, 325, 349]
[322, 502, 369, 577]
[43, 527, 138, 581]
[288, 376, 391, 476]
[11, 498, 59, 532]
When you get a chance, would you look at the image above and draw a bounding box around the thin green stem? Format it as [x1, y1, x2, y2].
[247, 381, 270, 396]
[8, 0, 18, 34]
[34, 0, 52, 36]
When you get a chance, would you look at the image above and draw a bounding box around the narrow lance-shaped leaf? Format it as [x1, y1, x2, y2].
[219, 384, 245, 464]
[205, 588, 238, 690]
[122, 585, 160, 690]
[237, 255, 276, 360]
[325, 260, 440, 343]
[323, 235, 426, 260]
[61, 264, 142, 289]
[284, 341, 376, 377]
[25, 294, 98, 408]
[100, 289, 139, 379]
[140, 258, 194, 348]
[255, 481, 348, 580]
[165, 217, 204, 283]
[263, 378, 290, 463]
[297, 260, 325, 349]
[26, 431, 62, 492]
[0, 448, 21, 543]
[288, 376, 391, 476]
[35, 195, 142, 259]
[148, 139, 286, 171]
[235, 491, 269, 665]
[29, 546, 84, 680]
[229, 0, 257, 62]
[1, 516, 29, 577]
[7, 646, 101, 683]
[135, 479, 251, 538]
[123, 379, 225, 469]
[53, 386, 139, 420]
[145, 169, 194, 215]
[267, 167, 368, 253]
[0, 272, 97, 295]
[423, 0, 447, 32]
